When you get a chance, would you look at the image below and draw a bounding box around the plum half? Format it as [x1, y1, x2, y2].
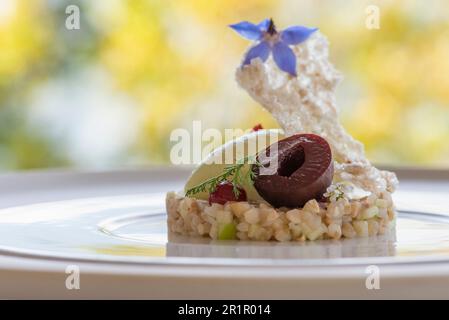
[252, 133, 333, 208]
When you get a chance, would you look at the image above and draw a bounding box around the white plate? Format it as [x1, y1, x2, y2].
[0, 167, 449, 299]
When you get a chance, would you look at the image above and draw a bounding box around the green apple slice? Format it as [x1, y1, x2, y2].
[184, 129, 283, 203]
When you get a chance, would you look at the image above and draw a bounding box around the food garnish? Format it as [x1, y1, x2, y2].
[230, 18, 317, 76]
[208, 181, 247, 205]
[185, 155, 261, 199]
[251, 123, 264, 132]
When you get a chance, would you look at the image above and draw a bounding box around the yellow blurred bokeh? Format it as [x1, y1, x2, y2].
[0, 0, 448, 170]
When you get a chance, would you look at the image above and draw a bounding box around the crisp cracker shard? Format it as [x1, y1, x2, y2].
[236, 32, 397, 193]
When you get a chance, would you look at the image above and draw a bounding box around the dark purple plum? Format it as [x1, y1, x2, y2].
[253, 133, 333, 208]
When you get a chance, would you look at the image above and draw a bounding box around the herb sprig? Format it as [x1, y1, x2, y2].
[323, 183, 346, 202]
[185, 156, 261, 198]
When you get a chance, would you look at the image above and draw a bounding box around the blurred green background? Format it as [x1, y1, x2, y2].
[1, 0, 449, 171]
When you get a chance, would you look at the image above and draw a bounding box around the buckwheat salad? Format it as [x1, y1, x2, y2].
[166, 19, 397, 242]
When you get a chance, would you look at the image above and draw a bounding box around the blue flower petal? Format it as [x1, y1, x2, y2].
[272, 42, 297, 76]
[280, 26, 318, 45]
[257, 18, 271, 32]
[229, 21, 263, 40]
[243, 41, 271, 66]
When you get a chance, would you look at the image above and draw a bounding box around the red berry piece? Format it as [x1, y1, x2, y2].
[252, 123, 263, 132]
[209, 181, 247, 205]
[253, 133, 333, 208]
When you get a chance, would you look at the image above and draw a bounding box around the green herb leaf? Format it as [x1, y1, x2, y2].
[185, 155, 262, 198]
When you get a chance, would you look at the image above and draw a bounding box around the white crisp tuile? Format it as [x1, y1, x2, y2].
[236, 32, 398, 193]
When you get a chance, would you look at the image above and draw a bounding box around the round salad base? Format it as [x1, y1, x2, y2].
[166, 191, 396, 242]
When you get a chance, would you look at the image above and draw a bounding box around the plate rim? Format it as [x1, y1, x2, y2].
[0, 167, 448, 271]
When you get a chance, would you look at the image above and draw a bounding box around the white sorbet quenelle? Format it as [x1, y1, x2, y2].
[166, 19, 397, 242]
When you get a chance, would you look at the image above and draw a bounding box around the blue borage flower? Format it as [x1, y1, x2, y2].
[229, 18, 318, 76]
